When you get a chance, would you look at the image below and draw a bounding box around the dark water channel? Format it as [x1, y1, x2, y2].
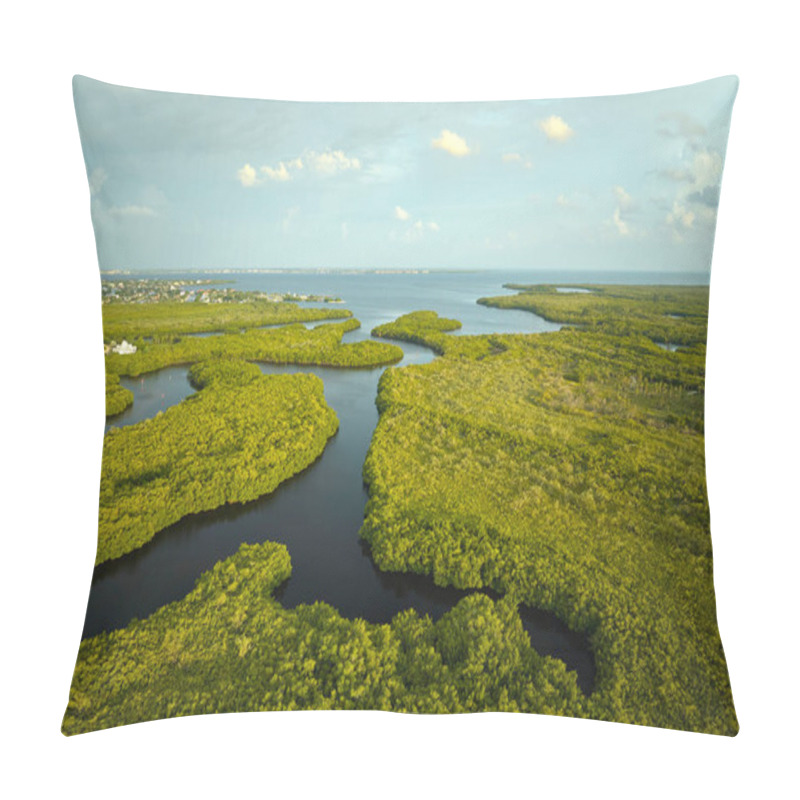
[90, 313, 595, 693]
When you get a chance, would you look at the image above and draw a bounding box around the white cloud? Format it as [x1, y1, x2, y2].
[432, 129, 471, 157]
[89, 167, 107, 196]
[556, 194, 571, 208]
[394, 205, 410, 221]
[664, 150, 723, 239]
[539, 115, 574, 142]
[663, 151, 722, 194]
[607, 186, 633, 236]
[306, 150, 360, 174]
[262, 162, 292, 182]
[612, 207, 630, 237]
[237, 163, 258, 187]
[238, 150, 358, 187]
[690, 151, 723, 193]
[666, 201, 695, 230]
[427, 221, 440, 232]
[109, 205, 156, 217]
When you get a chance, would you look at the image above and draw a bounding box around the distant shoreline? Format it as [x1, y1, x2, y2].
[100, 266, 711, 281]
[102, 268, 465, 276]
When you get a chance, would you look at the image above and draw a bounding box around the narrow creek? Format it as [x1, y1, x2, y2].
[90, 329, 595, 693]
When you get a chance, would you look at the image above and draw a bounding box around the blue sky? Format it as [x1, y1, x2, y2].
[74, 75, 737, 272]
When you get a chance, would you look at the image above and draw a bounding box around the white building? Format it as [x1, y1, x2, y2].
[112, 339, 137, 355]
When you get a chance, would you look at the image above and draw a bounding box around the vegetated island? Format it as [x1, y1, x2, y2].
[102, 292, 351, 341]
[365, 287, 736, 735]
[371, 309, 462, 353]
[477, 283, 709, 348]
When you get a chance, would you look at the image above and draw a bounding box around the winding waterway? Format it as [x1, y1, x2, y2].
[90, 278, 607, 691]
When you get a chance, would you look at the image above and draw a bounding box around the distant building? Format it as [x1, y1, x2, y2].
[112, 339, 137, 355]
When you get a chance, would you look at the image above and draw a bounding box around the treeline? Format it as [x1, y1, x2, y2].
[62, 541, 586, 734]
[478, 284, 710, 348]
[105, 320, 404, 380]
[361, 295, 737, 734]
[96, 359, 338, 564]
[103, 298, 351, 340]
[105, 373, 133, 417]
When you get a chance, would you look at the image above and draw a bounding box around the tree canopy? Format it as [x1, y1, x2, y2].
[97, 359, 338, 564]
[105, 319, 403, 380]
[367, 293, 736, 734]
[63, 541, 585, 734]
[64, 285, 736, 735]
[103, 298, 351, 341]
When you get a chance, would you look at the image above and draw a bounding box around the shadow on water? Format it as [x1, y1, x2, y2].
[85, 311, 596, 694]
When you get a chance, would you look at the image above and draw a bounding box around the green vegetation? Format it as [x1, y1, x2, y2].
[65, 284, 734, 734]
[105, 373, 133, 417]
[188, 358, 263, 389]
[372, 310, 462, 354]
[62, 541, 585, 734]
[478, 284, 709, 348]
[103, 298, 351, 341]
[105, 319, 403, 379]
[374, 311, 517, 361]
[97, 359, 338, 564]
[368, 296, 737, 735]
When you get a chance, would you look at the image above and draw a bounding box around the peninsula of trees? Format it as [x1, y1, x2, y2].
[63, 541, 585, 733]
[105, 319, 403, 381]
[103, 296, 351, 341]
[477, 284, 709, 348]
[97, 359, 338, 564]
